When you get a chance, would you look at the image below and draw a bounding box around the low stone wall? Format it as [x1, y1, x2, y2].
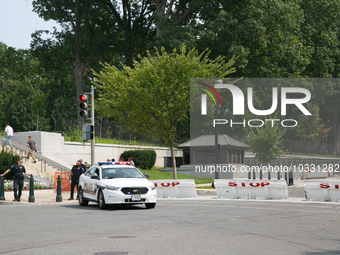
[12, 131, 182, 167]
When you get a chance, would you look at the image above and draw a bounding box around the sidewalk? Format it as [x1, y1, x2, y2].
[0, 191, 78, 205]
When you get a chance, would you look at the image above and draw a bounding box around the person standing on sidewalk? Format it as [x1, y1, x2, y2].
[0, 159, 32, 202]
[4, 123, 14, 148]
[79, 159, 86, 174]
[26, 136, 37, 163]
[84, 162, 89, 169]
[128, 157, 135, 166]
[68, 160, 82, 200]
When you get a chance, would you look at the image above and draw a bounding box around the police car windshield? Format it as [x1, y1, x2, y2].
[102, 168, 144, 179]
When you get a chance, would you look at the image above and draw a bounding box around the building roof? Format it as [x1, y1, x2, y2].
[177, 134, 250, 149]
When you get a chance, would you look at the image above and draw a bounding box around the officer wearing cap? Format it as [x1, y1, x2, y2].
[68, 160, 82, 200]
[0, 159, 32, 202]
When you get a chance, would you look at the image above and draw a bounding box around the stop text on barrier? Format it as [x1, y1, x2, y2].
[319, 183, 340, 189]
[154, 182, 180, 187]
[227, 181, 270, 187]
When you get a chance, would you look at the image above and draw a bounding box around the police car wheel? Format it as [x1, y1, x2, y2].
[98, 190, 107, 209]
[78, 188, 88, 206]
[145, 203, 156, 209]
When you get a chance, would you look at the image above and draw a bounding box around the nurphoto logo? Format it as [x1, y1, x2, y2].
[199, 82, 312, 128]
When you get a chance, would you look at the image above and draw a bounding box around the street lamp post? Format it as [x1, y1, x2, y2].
[215, 106, 219, 179]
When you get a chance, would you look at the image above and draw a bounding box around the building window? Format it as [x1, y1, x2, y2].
[232, 150, 236, 163]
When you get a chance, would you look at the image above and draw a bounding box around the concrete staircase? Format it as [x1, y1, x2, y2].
[1, 146, 58, 183]
[23, 157, 57, 183]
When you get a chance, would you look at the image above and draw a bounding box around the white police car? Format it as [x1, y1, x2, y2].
[78, 162, 157, 209]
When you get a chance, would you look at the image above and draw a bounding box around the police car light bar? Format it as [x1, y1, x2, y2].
[98, 162, 132, 165]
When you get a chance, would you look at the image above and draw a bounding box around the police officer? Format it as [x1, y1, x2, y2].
[0, 159, 32, 202]
[68, 160, 82, 200]
[79, 159, 86, 174]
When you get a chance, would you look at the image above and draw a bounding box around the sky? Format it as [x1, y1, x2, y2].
[0, 0, 59, 50]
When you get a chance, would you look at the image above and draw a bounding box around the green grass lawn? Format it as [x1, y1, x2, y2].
[141, 169, 214, 185]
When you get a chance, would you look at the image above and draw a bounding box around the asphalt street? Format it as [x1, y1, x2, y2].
[1, 198, 339, 255]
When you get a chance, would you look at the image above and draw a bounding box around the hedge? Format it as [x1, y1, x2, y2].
[0, 148, 20, 180]
[119, 150, 156, 170]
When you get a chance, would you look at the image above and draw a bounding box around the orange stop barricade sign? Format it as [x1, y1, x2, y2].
[52, 171, 76, 192]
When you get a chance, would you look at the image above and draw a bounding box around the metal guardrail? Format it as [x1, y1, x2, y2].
[0, 135, 69, 173]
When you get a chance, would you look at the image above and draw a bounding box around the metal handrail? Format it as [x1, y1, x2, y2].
[0, 135, 70, 173]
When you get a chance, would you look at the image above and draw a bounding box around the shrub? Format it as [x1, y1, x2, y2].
[0, 148, 20, 180]
[120, 150, 156, 170]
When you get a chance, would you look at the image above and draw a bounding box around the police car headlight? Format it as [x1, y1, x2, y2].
[149, 186, 156, 190]
[105, 185, 119, 191]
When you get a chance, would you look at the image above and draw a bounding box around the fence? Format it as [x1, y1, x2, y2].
[54, 118, 166, 145]
[245, 157, 340, 169]
[245, 157, 340, 180]
[54, 118, 190, 146]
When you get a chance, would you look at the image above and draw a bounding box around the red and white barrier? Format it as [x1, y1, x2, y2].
[214, 179, 289, 199]
[151, 179, 197, 198]
[304, 182, 340, 202]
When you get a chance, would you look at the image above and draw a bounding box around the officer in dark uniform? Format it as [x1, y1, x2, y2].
[69, 160, 82, 200]
[0, 159, 32, 202]
[79, 159, 86, 174]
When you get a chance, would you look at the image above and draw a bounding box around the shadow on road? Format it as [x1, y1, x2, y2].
[61, 203, 151, 211]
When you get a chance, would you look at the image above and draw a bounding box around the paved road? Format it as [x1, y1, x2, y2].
[1, 199, 340, 255]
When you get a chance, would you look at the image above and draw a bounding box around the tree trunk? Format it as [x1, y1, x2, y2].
[331, 114, 339, 156]
[169, 139, 177, 179]
[337, 118, 340, 157]
[75, 0, 84, 126]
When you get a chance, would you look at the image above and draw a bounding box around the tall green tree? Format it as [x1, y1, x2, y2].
[94, 46, 235, 178]
[32, 0, 157, 124]
[0, 43, 50, 131]
[195, 0, 309, 78]
[300, 0, 340, 155]
[247, 125, 285, 166]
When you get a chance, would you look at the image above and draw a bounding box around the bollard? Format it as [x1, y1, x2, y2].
[0, 176, 5, 200]
[268, 171, 271, 180]
[56, 175, 62, 202]
[277, 170, 280, 180]
[28, 175, 35, 203]
[260, 169, 262, 180]
[253, 168, 256, 180]
[248, 170, 251, 180]
[288, 169, 294, 186]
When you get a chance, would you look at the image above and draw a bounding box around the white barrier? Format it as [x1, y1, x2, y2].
[214, 179, 289, 199]
[304, 181, 340, 202]
[151, 179, 197, 198]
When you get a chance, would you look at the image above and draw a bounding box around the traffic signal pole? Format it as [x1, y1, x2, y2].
[79, 86, 95, 166]
[91, 85, 95, 166]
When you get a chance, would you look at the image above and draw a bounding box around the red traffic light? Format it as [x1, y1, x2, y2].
[79, 94, 88, 118]
[80, 94, 87, 102]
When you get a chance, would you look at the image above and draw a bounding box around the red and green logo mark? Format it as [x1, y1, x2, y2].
[198, 82, 222, 108]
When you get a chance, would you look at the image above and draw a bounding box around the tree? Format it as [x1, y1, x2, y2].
[94, 45, 235, 178]
[194, 0, 309, 78]
[0, 43, 51, 131]
[32, 0, 157, 125]
[299, 0, 340, 156]
[247, 125, 285, 168]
